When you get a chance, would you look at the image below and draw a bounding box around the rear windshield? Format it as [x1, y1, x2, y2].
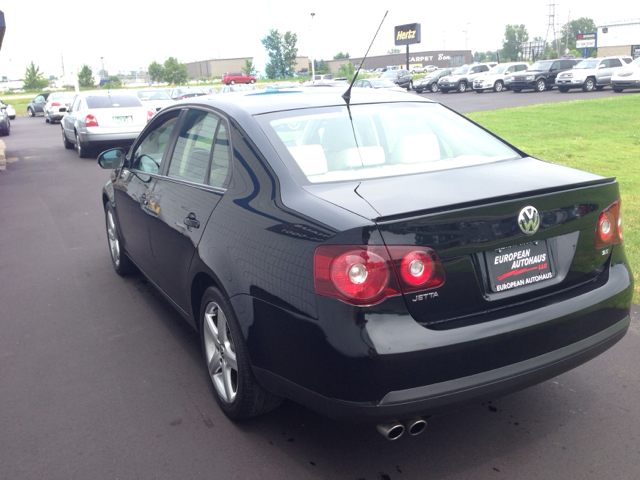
[257, 102, 520, 184]
[86, 95, 142, 108]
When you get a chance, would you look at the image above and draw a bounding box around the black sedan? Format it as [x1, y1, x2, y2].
[98, 88, 632, 440]
[413, 69, 453, 93]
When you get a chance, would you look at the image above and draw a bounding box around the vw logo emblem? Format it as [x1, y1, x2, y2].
[518, 206, 540, 235]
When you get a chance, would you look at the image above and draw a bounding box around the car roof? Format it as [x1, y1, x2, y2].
[173, 87, 434, 116]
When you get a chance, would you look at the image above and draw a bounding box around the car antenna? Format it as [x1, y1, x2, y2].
[342, 10, 388, 104]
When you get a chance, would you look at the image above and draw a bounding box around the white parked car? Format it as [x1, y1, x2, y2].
[0, 101, 16, 119]
[611, 57, 640, 92]
[473, 62, 529, 93]
[44, 91, 76, 124]
[136, 89, 175, 113]
[555, 56, 632, 92]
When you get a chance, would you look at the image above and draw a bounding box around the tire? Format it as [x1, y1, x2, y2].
[440, 89, 449, 93]
[582, 77, 595, 92]
[408, 80, 413, 91]
[558, 86, 569, 93]
[230, 80, 236, 85]
[28, 107, 35, 117]
[457, 81, 467, 93]
[62, 127, 74, 149]
[105, 202, 136, 276]
[1, 119, 9, 136]
[249, 79, 255, 84]
[493, 81, 504, 92]
[595, 85, 605, 91]
[545, 85, 554, 91]
[430, 82, 438, 93]
[535, 79, 546, 92]
[512, 88, 522, 93]
[475, 89, 483, 93]
[45, 112, 50, 123]
[76, 132, 89, 158]
[414, 88, 423, 94]
[613, 88, 624, 93]
[200, 286, 282, 420]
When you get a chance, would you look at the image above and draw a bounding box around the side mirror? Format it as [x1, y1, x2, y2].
[598, 64, 606, 69]
[97, 148, 126, 170]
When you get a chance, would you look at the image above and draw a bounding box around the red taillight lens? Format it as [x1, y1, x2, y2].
[180, 95, 188, 100]
[390, 247, 445, 292]
[314, 246, 400, 305]
[146, 110, 154, 123]
[51, 102, 61, 107]
[85, 114, 98, 127]
[314, 245, 446, 305]
[595, 199, 623, 248]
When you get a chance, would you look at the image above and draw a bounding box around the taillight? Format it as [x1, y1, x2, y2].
[314, 245, 445, 305]
[51, 102, 61, 107]
[146, 110, 154, 122]
[595, 199, 623, 248]
[388, 246, 445, 293]
[85, 114, 98, 127]
[180, 95, 188, 100]
[314, 246, 399, 305]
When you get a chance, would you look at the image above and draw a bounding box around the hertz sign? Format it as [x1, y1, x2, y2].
[394, 23, 421, 46]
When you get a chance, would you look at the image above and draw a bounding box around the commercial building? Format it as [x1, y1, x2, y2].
[596, 19, 640, 59]
[186, 57, 310, 79]
[327, 50, 472, 73]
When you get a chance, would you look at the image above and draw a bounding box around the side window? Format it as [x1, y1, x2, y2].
[623, 57, 632, 64]
[73, 97, 83, 112]
[132, 111, 180, 174]
[168, 110, 220, 184]
[209, 123, 230, 188]
[551, 61, 561, 70]
[517, 65, 527, 71]
[354, 80, 362, 87]
[506, 66, 515, 73]
[609, 59, 622, 68]
[481, 65, 489, 72]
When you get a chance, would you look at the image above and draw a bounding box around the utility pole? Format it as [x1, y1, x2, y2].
[463, 23, 470, 50]
[61, 52, 65, 76]
[310, 13, 315, 81]
[443, 31, 446, 50]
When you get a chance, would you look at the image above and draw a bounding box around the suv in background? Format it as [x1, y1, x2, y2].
[413, 69, 453, 93]
[473, 62, 529, 92]
[437, 64, 491, 93]
[555, 56, 632, 92]
[379, 69, 413, 90]
[510, 59, 579, 92]
[222, 72, 257, 85]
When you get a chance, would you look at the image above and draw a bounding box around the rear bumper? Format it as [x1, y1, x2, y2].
[242, 260, 632, 423]
[256, 315, 629, 422]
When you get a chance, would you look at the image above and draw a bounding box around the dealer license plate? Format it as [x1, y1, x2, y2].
[113, 116, 132, 124]
[486, 241, 554, 293]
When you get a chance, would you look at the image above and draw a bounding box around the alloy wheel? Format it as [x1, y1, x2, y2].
[106, 210, 121, 268]
[203, 302, 238, 404]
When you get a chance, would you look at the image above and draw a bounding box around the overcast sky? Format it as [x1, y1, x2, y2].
[1, 1, 638, 79]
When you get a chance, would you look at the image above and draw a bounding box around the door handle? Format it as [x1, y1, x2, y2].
[184, 213, 200, 229]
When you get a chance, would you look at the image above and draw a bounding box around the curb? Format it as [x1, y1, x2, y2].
[0, 139, 6, 171]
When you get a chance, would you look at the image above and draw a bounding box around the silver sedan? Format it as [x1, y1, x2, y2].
[61, 91, 153, 158]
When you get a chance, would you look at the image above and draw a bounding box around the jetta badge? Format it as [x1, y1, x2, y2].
[518, 206, 540, 235]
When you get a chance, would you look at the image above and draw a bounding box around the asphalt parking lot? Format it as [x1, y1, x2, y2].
[1, 95, 639, 479]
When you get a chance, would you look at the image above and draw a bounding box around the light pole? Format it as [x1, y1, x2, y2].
[100, 57, 105, 80]
[310, 13, 315, 81]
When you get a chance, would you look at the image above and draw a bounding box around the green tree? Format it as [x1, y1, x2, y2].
[262, 29, 298, 79]
[78, 64, 94, 88]
[500, 24, 529, 62]
[333, 52, 350, 59]
[337, 62, 356, 81]
[560, 17, 597, 52]
[241, 58, 258, 77]
[23, 61, 49, 90]
[387, 48, 401, 54]
[314, 59, 329, 73]
[148, 61, 165, 83]
[163, 57, 188, 85]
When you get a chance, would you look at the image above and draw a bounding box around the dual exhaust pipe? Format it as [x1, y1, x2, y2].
[376, 417, 427, 440]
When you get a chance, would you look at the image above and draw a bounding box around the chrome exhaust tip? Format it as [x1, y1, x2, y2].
[376, 421, 405, 441]
[403, 417, 427, 436]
